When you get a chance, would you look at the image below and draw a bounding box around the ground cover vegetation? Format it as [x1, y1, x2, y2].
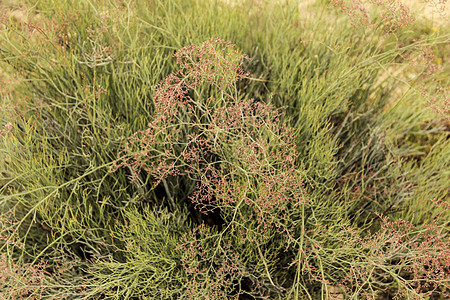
[0, 0, 449, 299]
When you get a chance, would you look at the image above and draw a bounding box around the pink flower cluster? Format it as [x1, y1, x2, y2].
[176, 224, 244, 299]
[112, 38, 249, 185]
[330, 0, 416, 33]
[422, 0, 448, 15]
[0, 209, 24, 249]
[423, 85, 450, 121]
[173, 38, 249, 89]
[330, 0, 371, 29]
[342, 213, 450, 298]
[0, 254, 48, 299]
[113, 38, 308, 243]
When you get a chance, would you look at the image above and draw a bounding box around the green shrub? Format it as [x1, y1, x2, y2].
[1, 0, 448, 299]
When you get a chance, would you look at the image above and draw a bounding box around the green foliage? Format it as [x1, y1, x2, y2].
[85, 205, 189, 299]
[1, 0, 448, 299]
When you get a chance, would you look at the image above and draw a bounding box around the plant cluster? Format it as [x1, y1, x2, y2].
[330, 0, 416, 33]
[0, 0, 449, 299]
